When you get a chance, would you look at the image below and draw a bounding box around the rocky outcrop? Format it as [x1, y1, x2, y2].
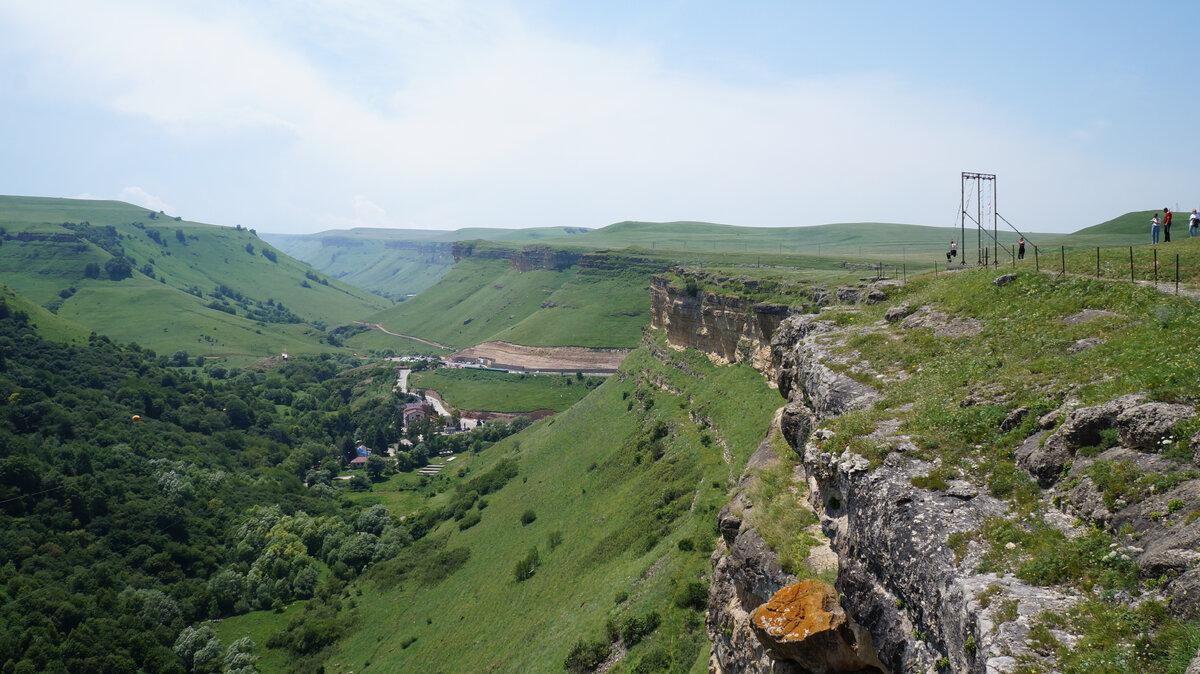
[772, 315, 878, 418]
[708, 440, 802, 673]
[757, 307, 1087, 673]
[1014, 394, 1193, 487]
[750, 580, 886, 674]
[649, 276, 799, 375]
[511, 246, 582, 271]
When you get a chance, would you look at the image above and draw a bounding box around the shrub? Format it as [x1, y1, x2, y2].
[521, 509, 537, 525]
[514, 546, 539, 582]
[674, 580, 708, 610]
[564, 638, 610, 673]
[620, 610, 661, 647]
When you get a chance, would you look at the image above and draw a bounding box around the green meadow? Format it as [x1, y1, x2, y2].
[369, 258, 652, 349]
[409, 367, 604, 413]
[0, 195, 390, 356]
[314, 336, 781, 672]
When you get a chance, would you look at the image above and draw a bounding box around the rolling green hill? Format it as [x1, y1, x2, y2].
[321, 336, 782, 672]
[1044, 210, 1171, 248]
[0, 283, 91, 344]
[263, 226, 591, 299]
[0, 195, 390, 355]
[367, 256, 654, 349]
[532, 220, 1045, 262]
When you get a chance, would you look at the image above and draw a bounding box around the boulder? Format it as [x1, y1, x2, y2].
[862, 288, 887, 305]
[750, 579, 886, 674]
[781, 402, 814, 451]
[1171, 568, 1200, 620]
[883, 303, 912, 323]
[1115, 402, 1193, 450]
[1000, 406, 1029, 431]
[835, 287, 861, 304]
[1019, 395, 1147, 486]
[717, 502, 744, 547]
[993, 273, 1017, 287]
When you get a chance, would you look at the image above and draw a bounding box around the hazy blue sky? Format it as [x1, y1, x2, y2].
[2, 1, 1197, 234]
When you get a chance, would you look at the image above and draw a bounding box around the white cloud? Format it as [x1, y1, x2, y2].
[0, 1, 1176, 233]
[118, 186, 174, 214]
[326, 196, 394, 229]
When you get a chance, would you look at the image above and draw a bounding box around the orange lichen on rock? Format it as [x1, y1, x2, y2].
[750, 579, 887, 674]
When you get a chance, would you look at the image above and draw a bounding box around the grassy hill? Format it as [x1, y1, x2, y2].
[0, 195, 390, 355]
[0, 283, 91, 344]
[535, 220, 1044, 262]
[263, 226, 592, 299]
[322, 336, 781, 672]
[1046, 209, 1182, 248]
[366, 256, 652, 350]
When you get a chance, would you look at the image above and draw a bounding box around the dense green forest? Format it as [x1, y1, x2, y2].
[0, 297, 526, 673]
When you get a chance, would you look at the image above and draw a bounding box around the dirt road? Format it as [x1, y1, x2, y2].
[354, 322, 453, 350]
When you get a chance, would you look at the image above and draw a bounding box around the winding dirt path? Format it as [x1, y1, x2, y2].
[354, 322, 454, 350]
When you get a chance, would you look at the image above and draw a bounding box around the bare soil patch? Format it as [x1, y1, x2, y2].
[450, 341, 631, 373]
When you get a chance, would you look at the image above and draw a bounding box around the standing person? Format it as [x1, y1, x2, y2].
[1152, 213, 1161, 244]
[1017, 236, 1026, 260]
[1163, 208, 1173, 242]
[1190, 209, 1199, 238]
[947, 239, 957, 264]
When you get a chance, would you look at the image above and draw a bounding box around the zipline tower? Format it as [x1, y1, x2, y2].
[962, 172, 997, 265]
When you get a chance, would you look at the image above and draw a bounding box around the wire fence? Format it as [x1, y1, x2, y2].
[938, 244, 1200, 295]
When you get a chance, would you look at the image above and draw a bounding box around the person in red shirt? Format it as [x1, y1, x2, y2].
[1164, 207, 1173, 242]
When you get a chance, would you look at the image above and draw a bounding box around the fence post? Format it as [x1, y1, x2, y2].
[1176, 254, 1180, 295]
[1129, 246, 1134, 282]
[902, 264, 906, 283]
[1154, 249, 1158, 288]
[1096, 247, 1100, 279]
[1061, 246, 1065, 276]
[1035, 246, 1039, 272]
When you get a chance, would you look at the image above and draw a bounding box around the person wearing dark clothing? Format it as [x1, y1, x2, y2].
[1164, 208, 1173, 242]
[1017, 236, 1026, 260]
[946, 239, 957, 264]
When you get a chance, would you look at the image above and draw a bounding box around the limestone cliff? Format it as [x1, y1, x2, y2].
[648, 275, 796, 375]
[649, 271, 896, 379]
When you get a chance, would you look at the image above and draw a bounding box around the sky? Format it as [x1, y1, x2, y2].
[1, 0, 1198, 235]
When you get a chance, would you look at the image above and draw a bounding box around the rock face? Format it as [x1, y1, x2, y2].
[750, 580, 886, 674]
[708, 440, 804, 673]
[752, 309, 1085, 673]
[648, 275, 799, 374]
[772, 316, 878, 418]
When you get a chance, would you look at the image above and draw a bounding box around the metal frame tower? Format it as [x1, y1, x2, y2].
[961, 172, 997, 265]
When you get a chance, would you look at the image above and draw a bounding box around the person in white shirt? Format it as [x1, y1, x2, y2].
[1152, 213, 1161, 244]
[1190, 209, 1199, 238]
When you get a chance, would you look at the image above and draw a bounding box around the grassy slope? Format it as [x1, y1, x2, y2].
[537, 220, 1046, 261]
[0, 195, 389, 354]
[263, 226, 592, 299]
[0, 284, 91, 344]
[327, 338, 781, 673]
[369, 258, 652, 349]
[408, 368, 603, 413]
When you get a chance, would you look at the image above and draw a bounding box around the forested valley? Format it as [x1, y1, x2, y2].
[0, 297, 524, 673]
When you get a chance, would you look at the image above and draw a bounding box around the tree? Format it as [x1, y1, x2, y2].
[356, 503, 390, 535]
[223, 637, 259, 674]
[175, 229, 186, 244]
[104, 256, 132, 281]
[83, 262, 100, 279]
[174, 625, 221, 673]
[365, 454, 387, 482]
